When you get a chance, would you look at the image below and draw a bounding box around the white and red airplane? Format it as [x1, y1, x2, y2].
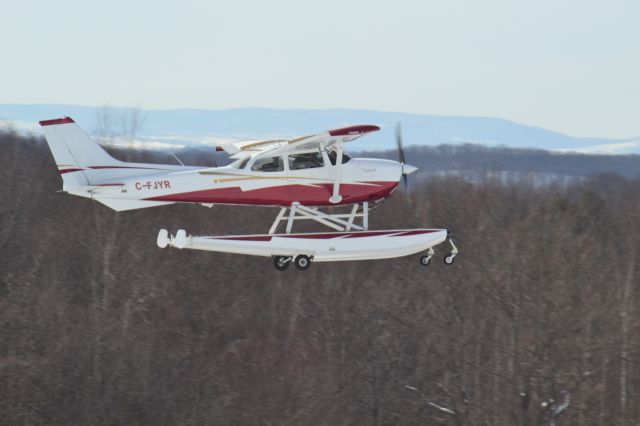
[40, 117, 457, 270]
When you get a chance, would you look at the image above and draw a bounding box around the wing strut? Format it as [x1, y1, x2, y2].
[329, 143, 344, 204]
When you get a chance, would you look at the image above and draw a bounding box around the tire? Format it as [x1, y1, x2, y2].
[444, 254, 455, 265]
[294, 255, 311, 271]
[420, 255, 431, 266]
[273, 256, 291, 271]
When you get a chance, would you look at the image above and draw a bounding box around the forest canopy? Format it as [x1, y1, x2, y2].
[1, 132, 639, 425]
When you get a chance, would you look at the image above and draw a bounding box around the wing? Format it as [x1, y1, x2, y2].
[215, 139, 287, 158]
[215, 125, 380, 159]
[268, 124, 380, 156]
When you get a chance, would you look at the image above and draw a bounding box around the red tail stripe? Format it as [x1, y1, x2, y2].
[58, 165, 169, 175]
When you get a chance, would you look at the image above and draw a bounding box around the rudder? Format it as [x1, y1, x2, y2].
[40, 117, 122, 189]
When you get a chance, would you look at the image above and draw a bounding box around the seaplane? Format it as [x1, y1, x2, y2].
[39, 117, 458, 271]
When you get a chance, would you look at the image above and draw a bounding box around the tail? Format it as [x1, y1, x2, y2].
[40, 117, 123, 189]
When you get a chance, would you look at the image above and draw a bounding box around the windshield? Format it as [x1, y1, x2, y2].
[229, 157, 250, 169]
[327, 149, 351, 165]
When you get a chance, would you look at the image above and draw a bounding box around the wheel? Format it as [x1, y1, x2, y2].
[294, 255, 312, 271]
[443, 254, 455, 265]
[420, 255, 431, 266]
[273, 256, 291, 271]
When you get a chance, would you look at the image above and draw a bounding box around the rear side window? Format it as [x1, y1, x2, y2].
[251, 156, 284, 172]
[289, 152, 325, 170]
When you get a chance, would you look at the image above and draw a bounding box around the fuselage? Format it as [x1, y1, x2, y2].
[70, 156, 403, 208]
[40, 117, 412, 212]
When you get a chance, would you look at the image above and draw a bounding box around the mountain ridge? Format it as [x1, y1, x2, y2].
[1, 103, 638, 154]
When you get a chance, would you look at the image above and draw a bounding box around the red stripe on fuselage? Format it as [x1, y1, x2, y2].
[145, 182, 398, 207]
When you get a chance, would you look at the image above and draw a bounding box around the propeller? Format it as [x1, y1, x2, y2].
[395, 122, 416, 188]
[395, 122, 406, 166]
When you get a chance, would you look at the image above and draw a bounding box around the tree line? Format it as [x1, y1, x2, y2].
[1, 131, 639, 425]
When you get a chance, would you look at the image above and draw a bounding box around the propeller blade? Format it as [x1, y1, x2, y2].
[396, 122, 410, 189]
[395, 122, 406, 165]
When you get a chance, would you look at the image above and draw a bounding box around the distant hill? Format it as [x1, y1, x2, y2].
[1, 103, 639, 154]
[138, 142, 640, 181]
[359, 144, 640, 181]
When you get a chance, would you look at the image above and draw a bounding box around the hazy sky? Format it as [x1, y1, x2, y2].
[2, 0, 638, 138]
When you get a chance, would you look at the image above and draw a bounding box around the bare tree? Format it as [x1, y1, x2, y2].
[93, 105, 145, 151]
[1, 134, 640, 425]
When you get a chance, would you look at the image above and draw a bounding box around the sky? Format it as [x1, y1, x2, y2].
[1, 0, 638, 138]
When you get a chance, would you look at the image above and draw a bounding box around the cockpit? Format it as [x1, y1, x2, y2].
[288, 152, 324, 170]
[326, 149, 351, 166]
[229, 156, 250, 169]
[229, 148, 351, 172]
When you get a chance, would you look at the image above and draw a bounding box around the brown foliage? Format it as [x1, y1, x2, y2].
[1, 133, 639, 425]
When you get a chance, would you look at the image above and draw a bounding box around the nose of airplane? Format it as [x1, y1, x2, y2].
[402, 164, 418, 175]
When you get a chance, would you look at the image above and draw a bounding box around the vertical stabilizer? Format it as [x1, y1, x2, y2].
[40, 117, 122, 189]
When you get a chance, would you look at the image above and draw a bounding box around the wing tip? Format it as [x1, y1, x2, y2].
[328, 124, 380, 137]
[39, 117, 75, 126]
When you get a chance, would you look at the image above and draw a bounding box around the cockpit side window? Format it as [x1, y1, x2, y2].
[251, 156, 284, 172]
[288, 152, 325, 170]
[327, 149, 351, 165]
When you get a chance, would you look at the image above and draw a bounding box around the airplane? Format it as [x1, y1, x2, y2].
[39, 116, 458, 271]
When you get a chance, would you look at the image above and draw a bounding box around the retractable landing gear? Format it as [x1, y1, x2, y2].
[294, 255, 312, 271]
[273, 256, 292, 271]
[273, 255, 313, 271]
[419, 247, 435, 267]
[443, 236, 459, 266]
[418, 235, 458, 267]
